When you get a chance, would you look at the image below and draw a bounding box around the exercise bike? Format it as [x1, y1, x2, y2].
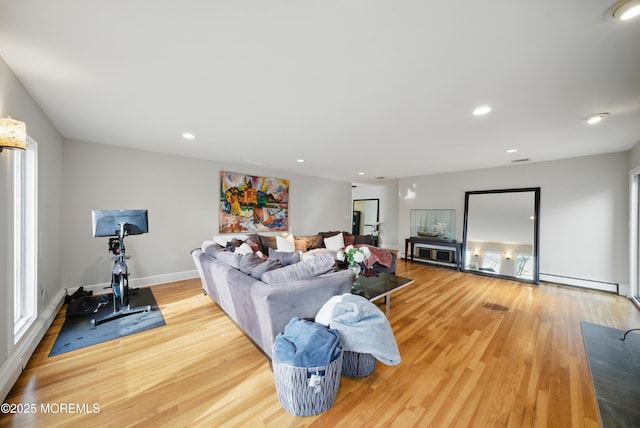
[91, 221, 151, 326]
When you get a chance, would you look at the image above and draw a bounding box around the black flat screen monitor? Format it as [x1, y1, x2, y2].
[92, 209, 149, 237]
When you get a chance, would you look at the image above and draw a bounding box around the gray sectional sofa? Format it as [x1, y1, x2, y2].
[191, 241, 353, 359]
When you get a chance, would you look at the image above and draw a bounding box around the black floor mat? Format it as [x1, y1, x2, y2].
[49, 287, 165, 357]
[581, 321, 640, 427]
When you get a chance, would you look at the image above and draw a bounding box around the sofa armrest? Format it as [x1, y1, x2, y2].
[251, 269, 353, 358]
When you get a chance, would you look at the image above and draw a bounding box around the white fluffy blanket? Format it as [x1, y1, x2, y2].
[316, 293, 401, 365]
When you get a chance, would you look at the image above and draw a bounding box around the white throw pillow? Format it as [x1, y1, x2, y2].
[324, 233, 345, 251]
[276, 235, 295, 252]
[234, 243, 254, 255]
[212, 235, 229, 247]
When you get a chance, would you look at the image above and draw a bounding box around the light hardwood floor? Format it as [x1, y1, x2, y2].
[2, 261, 640, 427]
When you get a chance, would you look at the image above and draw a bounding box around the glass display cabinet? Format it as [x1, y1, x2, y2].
[410, 209, 455, 241]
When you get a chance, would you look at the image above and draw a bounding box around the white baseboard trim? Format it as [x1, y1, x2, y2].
[79, 269, 199, 295]
[540, 273, 619, 294]
[0, 288, 66, 402]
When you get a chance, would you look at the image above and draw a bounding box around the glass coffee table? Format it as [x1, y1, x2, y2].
[352, 272, 414, 315]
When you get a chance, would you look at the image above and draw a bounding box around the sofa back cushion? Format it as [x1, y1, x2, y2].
[239, 253, 265, 274]
[249, 259, 283, 280]
[261, 253, 336, 284]
[215, 250, 243, 269]
[268, 248, 301, 266]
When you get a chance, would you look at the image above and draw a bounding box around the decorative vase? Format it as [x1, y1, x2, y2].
[350, 263, 362, 293]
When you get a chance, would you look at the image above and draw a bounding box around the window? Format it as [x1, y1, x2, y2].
[482, 251, 501, 273]
[515, 253, 534, 280]
[13, 137, 37, 341]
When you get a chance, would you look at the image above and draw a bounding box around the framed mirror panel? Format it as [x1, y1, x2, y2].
[352, 199, 379, 237]
[462, 188, 540, 284]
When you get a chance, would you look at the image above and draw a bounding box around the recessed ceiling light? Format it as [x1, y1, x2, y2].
[473, 106, 492, 116]
[505, 148, 519, 153]
[296, 159, 304, 163]
[606, 0, 640, 20]
[358, 172, 365, 176]
[182, 132, 195, 140]
[586, 113, 610, 125]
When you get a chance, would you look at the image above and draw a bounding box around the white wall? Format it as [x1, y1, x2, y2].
[352, 181, 399, 250]
[630, 140, 640, 170]
[1, 56, 64, 400]
[61, 140, 353, 289]
[399, 152, 630, 291]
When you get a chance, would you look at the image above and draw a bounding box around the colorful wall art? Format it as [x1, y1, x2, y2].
[219, 171, 289, 233]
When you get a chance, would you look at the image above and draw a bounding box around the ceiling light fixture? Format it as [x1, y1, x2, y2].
[505, 148, 519, 153]
[296, 159, 304, 163]
[358, 172, 365, 176]
[182, 132, 195, 140]
[586, 113, 610, 125]
[0, 116, 27, 152]
[606, 0, 640, 20]
[473, 106, 492, 116]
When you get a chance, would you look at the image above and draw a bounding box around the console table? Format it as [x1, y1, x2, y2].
[404, 237, 462, 270]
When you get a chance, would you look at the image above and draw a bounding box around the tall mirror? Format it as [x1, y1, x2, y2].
[352, 199, 379, 242]
[462, 188, 540, 284]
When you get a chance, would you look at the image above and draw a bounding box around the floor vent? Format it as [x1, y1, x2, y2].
[482, 302, 509, 311]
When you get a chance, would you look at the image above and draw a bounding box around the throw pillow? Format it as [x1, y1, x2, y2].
[234, 242, 254, 255]
[318, 231, 342, 240]
[212, 235, 230, 247]
[239, 253, 266, 274]
[250, 259, 283, 280]
[213, 234, 249, 247]
[259, 235, 277, 252]
[261, 253, 336, 284]
[245, 238, 261, 253]
[344, 235, 355, 246]
[294, 238, 307, 252]
[227, 238, 244, 249]
[276, 235, 295, 252]
[324, 232, 345, 251]
[268, 247, 301, 266]
[354, 235, 374, 245]
[246, 239, 268, 260]
[297, 234, 323, 250]
[245, 233, 263, 252]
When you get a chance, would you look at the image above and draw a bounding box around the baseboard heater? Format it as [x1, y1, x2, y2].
[540, 273, 618, 294]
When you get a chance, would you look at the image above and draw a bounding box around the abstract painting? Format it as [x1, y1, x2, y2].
[219, 171, 289, 233]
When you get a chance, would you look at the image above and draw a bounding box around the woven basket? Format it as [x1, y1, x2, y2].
[273, 351, 343, 416]
[341, 351, 376, 377]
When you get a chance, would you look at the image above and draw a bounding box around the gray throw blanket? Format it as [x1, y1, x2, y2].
[272, 318, 342, 368]
[315, 294, 401, 365]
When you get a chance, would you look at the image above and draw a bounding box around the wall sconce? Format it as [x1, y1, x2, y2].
[0, 117, 27, 152]
[504, 253, 513, 260]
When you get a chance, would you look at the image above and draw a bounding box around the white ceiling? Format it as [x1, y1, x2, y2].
[1, 1, 639, 184]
